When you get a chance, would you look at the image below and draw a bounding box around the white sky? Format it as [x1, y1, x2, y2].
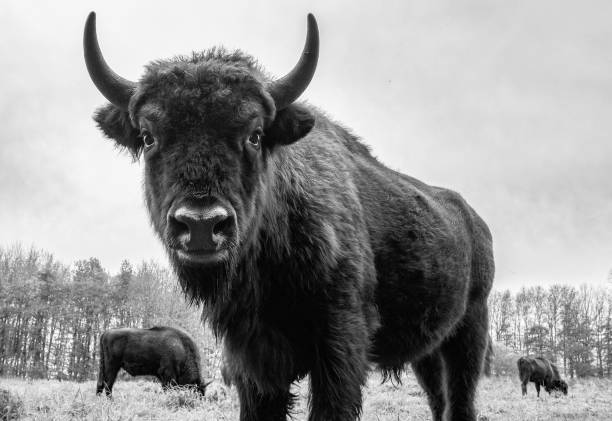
[1, 0, 611, 289]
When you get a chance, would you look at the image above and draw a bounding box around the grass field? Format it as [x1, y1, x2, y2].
[2, 372, 611, 420]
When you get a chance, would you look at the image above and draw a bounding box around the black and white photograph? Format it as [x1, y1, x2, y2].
[1, 1, 611, 420]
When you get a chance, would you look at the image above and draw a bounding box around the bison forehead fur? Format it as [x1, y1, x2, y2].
[87, 13, 495, 421]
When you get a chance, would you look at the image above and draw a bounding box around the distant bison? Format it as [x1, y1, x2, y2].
[220, 363, 232, 387]
[84, 11, 494, 420]
[482, 336, 494, 377]
[517, 356, 568, 397]
[96, 326, 209, 396]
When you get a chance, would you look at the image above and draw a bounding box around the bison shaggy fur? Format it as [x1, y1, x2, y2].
[86, 12, 495, 421]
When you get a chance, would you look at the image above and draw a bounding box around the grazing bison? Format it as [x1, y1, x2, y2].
[84, 11, 494, 420]
[96, 326, 209, 396]
[517, 356, 568, 397]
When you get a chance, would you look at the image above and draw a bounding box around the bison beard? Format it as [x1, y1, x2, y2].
[85, 11, 495, 421]
[173, 248, 239, 304]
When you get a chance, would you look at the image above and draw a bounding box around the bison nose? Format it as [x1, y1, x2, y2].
[169, 204, 234, 252]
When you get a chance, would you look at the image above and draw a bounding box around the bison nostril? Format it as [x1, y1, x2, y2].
[169, 216, 189, 236]
[213, 214, 233, 237]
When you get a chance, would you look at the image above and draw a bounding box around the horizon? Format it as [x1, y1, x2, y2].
[1, 1, 611, 289]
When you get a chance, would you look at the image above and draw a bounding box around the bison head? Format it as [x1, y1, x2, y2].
[553, 379, 568, 395]
[546, 378, 569, 395]
[84, 12, 318, 300]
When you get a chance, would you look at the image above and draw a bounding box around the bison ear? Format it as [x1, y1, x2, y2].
[93, 103, 142, 157]
[265, 104, 315, 146]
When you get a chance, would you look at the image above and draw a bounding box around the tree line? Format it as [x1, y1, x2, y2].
[1, 244, 611, 381]
[489, 284, 612, 378]
[0, 245, 220, 381]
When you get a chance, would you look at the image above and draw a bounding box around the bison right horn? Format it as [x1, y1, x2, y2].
[84, 12, 136, 110]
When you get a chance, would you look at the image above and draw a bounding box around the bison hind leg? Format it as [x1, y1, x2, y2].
[96, 372, 104, 396]
[412, 351, 446, 421]
[440, 303, 489, 421]
[98, 363, 120, 397]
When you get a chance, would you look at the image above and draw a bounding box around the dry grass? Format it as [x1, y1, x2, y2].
[1, 372, 611, 420]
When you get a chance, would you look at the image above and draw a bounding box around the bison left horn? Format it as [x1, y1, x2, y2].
[84, 12, 136, 110]
[268, 14, 319, 110]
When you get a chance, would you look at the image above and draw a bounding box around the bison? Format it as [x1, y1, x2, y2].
[517, 356, 568, 397]
[84, 11, 494, 420]
[96, 326, 209, 396]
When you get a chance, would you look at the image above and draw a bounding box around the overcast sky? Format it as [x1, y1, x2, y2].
[1, 0, 611, 290]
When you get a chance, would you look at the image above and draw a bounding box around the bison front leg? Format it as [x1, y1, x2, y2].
[412, 351, 447, 421]
[440, 302, 489, 421]
[521, 380, 528, 396]
[543, 376, 553, 394]
[535, 381, 541, 397]
[308, 314, 369, 421]
[235, 378, 292, 421]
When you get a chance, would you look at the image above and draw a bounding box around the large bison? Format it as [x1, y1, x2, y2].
[96, 326, 209, 396]
[517, 356, 568, 397]
[84, 11, 494, 420]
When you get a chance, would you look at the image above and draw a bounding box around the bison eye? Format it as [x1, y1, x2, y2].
[247, 129, 263, 149]
[140, 130, 156, 148]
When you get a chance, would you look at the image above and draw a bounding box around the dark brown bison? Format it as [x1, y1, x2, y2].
[96, 326, 209, 396]
[84, 11, 494, 420]
[517, 356, 568, 397]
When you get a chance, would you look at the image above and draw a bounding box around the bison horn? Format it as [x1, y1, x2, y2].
[84, 12, 136, 109]
[268, 14, 319, 110]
